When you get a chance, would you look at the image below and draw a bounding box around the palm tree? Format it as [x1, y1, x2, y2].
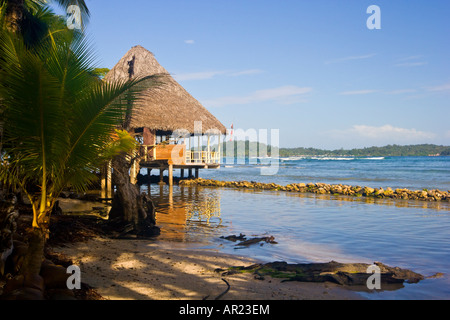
[1, 0, 89, 34]
[0, 26, 160, 276]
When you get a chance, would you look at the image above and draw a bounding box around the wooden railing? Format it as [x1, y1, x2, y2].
[140, 145, 220, 165]
[186, 151, 220, 164]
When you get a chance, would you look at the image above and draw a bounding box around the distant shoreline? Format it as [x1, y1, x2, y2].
[219, 142, 450, 158]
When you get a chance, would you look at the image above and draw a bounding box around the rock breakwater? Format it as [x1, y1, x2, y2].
[179, 179, 449, 202]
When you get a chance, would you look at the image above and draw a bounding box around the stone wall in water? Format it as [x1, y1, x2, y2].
[179, 178, 449, 202]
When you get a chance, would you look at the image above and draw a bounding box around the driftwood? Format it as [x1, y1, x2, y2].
[217, 261, 425, 288]
[220, 234, 278, 247]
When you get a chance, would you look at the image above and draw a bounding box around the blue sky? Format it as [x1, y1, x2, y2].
[60, 0, 449, 149]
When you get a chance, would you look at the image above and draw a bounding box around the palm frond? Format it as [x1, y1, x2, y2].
[46, 0, 89, 29]
[0, 19, 163, 226]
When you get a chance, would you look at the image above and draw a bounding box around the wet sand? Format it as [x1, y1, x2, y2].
[51, 236, 365, 300]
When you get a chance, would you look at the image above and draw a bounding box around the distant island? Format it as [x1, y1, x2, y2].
[277, 144, 450, 157]
[218, 142, 450, 158]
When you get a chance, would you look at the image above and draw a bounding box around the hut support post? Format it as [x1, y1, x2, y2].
[188, 169, 192, 178]
[101, 165, 106, 200]
[195, 168, 199, 179]
[180, 169, 184, 179]
[198, 135, 201, 163]
[218, 134, 221, 164]
[207, 134, 211, 163]
[159, 168, 164, 185]
[168, 163, 173, 186]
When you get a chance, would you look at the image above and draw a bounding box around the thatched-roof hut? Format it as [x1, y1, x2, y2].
[102, 45, 226, 187]
[104, 45, 226, 136]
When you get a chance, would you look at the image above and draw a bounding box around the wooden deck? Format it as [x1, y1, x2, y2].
[100, 143, 221, 200]
[137, 144, 221, 185]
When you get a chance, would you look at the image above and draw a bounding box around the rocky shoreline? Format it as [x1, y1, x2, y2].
[179, 178, 450, 202]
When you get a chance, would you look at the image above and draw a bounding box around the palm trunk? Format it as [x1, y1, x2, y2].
[0, 193, 18, 276]
[19, 228, 45, 276]
[109, 153, 159, 238]
[5, 0, 24, 33]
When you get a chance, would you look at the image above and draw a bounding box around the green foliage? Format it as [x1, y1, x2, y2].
[0, 27, 160, 228]
[0, 0, 89, 46]
[221, 140, 275, 157]
[91, 67, 110, 80]
[278, 144, 450, 157]
[219, 141, 449, 158]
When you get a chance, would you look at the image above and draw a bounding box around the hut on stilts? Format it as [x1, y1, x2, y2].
[100, 45, 226, 199]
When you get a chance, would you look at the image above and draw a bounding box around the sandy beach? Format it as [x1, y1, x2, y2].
[50, 236, 365, 300]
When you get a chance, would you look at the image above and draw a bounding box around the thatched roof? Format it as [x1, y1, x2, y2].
[104, 45, 226, 135]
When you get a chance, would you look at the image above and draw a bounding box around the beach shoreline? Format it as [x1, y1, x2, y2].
[50, 236, 366, 300]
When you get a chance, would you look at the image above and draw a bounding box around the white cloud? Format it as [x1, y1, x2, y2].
[184, 40, 195, 45]
[386, 89, 417, 95]
[394, 55, 427, 67]
[173, 71, 226, 81]
[229, 69, 264, 76]
[330, 125, 436, 146]
[445, 130, 450, 139]
[395, 61, 428, 67]
[325, 54, 376, 64]
[398, 55, 424, 61]
[339, 90, 378, 95]
[427, 82, 450, 92]
[173, 69, 264, 81]
[350, 125, 435, 140]
[203, 85, 313, 107]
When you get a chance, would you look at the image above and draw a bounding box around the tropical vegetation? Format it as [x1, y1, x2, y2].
[220, 141, 450, 158]
[0, 1, 158, 276]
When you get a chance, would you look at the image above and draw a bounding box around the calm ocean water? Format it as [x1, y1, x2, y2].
[143, 156, 450, 300]
[203, 156, 450, 191]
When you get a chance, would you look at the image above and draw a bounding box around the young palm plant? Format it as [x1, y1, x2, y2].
[0, 28, 159, 275]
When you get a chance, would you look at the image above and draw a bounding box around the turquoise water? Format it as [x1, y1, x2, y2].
[144, 156, 450, 300]
[202, 156, 450, 191]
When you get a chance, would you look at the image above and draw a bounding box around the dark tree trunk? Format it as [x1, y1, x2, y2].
[109, 153, 160, 238]
[5, 0, 25, 33]
[19, 229, 45, 276]
[0, 193, 18, 276]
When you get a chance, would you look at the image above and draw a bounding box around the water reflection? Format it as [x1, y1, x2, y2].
[139, 183, 450, 299]
[141, 184, 223, 242]
[281, 190, 450, 212]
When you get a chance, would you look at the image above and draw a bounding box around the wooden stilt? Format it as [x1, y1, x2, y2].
[181, 169, 184, 179]
[169, 185, 173, 208]
[195, 168, 199, 179]
[168, 163, 173, 186]
[159, 168, 164, 185]
[218, 134, 222, 165]
[207, 134, 211, 163]
[101, 165, 106, 200]
[188, 169, 192, 178]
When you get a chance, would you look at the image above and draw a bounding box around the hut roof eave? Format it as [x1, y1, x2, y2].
[104, 45, 227, 135]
